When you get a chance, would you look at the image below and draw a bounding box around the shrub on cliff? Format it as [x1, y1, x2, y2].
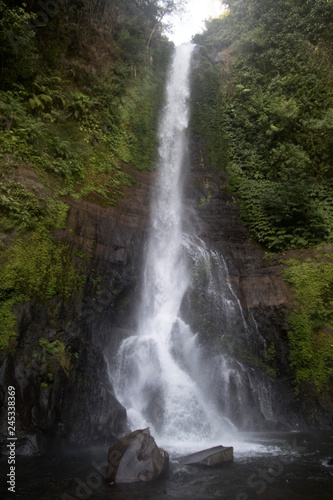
[192, 0, 333, 251]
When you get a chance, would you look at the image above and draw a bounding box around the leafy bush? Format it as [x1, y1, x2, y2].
[0, 182, 42, 231]
[193, 0, 333, 251]
[39, 338, 72, 375]
[0, 1, 37, 88]
[282, 252, 333, 390]
[234, 177, 332, 250]
[0, 0, 172, 352]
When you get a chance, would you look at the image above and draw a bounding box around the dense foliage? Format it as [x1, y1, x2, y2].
[192, 0, 333, 391]
[0, 0, 175, 349]
[193, 0, 333, 251]
[282, 248, 333, 391]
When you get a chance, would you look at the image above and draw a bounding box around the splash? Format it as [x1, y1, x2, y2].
[112, 44, 273, 452]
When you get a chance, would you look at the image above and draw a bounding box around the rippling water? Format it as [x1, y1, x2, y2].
[1, 432, 332, 500]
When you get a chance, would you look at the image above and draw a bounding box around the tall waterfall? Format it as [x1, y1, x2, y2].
[112, 44, 274, 451]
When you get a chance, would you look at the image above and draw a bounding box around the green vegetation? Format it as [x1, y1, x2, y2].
[0, 297, 19, 350]
[221, 333, 277, 378]
[193, 1, 333, 390]
[282, 248, 333, 391]
[0, 1, 37, 87]
[0, 181, 42, 231]
[0, 229, 86, 300]
[193, 0, 333, 251]
[0, 0, 175, 349]
[39, 338, 72, 376]
[191, 55, 229, 174]
[39, 338, 64, 355]
[0, 224, 87, 348]
[118, 68, 163, 170]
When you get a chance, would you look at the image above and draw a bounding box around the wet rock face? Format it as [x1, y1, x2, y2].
[184, 137, 333, 430]
[0, 171, 152, 455]
[183, 141, 294, 372]
[106, 428, 169, 483]
[0, 302, 127, 455]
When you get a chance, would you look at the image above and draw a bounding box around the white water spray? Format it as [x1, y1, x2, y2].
[112, 44, 274, 453]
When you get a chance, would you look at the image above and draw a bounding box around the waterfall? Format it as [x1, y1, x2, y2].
[111, 44, 274, 452]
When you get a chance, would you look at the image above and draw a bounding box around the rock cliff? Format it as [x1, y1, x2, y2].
[185, 138, 333, 430]
[1, 130, 332, 457]
[0, 169, 152, 454]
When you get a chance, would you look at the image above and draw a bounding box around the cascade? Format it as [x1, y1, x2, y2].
[111, 44, 274, 452]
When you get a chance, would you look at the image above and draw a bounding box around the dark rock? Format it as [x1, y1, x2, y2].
[0, 323, 127, 455]
[177, 445, 234, 466]
[180, 135, 333, 430]
[106, 428, 169, 483]
[0, 169, 152, 455]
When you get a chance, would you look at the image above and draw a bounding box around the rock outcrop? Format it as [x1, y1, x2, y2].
[0, 170, 153, 455]
[106, 428, 169, 483]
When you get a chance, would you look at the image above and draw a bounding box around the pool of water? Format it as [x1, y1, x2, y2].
[1, 432, 332, 500]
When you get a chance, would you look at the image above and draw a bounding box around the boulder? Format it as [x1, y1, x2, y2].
[177, 445, 233, 466]
[106, 427, 169, 483]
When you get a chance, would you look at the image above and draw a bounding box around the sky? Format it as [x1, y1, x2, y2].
[165, 0, 226, 45]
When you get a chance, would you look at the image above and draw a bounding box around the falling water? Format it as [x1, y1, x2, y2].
[112, 44, 274, 452]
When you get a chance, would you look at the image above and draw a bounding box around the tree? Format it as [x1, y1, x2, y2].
[0, 1, 37, 88]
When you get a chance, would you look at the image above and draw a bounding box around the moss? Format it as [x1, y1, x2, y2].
[0, 297, 20, 350]
[282, 247, 333, 391]
[47, 200, 69, 230]
[118, 67, 164, 171]
[0, 225, 86, 350]
[39, 338, 72, 376]
[0, 226, 85, 301]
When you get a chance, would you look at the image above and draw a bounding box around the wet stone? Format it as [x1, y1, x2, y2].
[106, 427, 169, 484]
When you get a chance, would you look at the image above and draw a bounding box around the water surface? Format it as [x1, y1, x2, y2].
[1, 432, 332, 500]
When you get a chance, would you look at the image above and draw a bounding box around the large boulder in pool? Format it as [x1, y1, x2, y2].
[105, 427, 169, 483]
